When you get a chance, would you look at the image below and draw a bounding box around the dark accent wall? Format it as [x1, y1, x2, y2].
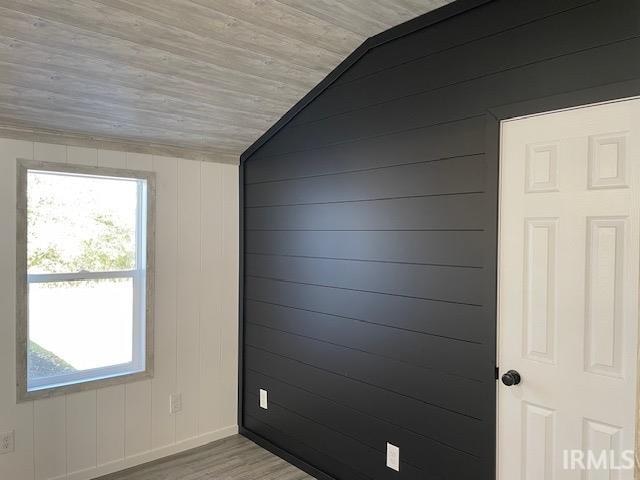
[239, 1, 640, 479]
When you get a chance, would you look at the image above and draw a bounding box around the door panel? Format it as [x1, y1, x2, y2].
[499, 98, 640, 479]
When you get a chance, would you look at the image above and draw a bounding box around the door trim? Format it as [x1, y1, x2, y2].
[491, 89, 640, 479]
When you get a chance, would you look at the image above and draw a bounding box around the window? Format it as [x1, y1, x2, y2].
[16, 159, 155, 401]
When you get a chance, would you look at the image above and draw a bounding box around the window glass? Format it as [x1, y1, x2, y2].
[27, 171, 138, 274]
[28, 278, 134, 385]
[21, 165, 150, 396]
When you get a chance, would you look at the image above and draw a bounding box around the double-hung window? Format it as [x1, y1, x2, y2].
[16, 159, 155, 401]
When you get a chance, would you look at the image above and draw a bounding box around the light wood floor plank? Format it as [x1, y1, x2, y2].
[94, 435, 314, 480]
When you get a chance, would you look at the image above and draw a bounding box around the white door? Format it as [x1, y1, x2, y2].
[498, 98, 640, 480]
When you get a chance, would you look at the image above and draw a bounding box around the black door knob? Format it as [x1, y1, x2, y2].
[501, 370, 521, 386]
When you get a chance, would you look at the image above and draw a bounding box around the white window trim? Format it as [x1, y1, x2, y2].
[16, 158, 156, 402]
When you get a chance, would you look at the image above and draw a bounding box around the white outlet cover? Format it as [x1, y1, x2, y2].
[0, 430, 15, 454]
[259, 389, 268, 409]
[386, 442, 399, 471]
[170, 393, 182, 414]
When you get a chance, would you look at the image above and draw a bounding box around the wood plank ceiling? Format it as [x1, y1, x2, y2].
[0, 0, 451, 161]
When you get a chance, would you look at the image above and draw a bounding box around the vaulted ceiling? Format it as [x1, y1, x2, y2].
[0, 0, 451, 160]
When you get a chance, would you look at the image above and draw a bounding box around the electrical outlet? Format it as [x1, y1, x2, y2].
[386, 442, 399, 471]
[259, 389, 268, 409]
[0, 431, 14, 454]
[169, 393, 182, 414]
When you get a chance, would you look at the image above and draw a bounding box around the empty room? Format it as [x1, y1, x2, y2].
[1, 0, 639, 479]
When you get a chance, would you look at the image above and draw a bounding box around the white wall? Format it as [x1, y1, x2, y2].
[0, 138, 239, 480]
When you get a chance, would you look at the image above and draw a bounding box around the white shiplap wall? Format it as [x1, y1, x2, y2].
[0, 138, 239, 480]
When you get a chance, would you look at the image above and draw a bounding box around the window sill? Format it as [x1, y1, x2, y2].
[17, 368, 154, 403]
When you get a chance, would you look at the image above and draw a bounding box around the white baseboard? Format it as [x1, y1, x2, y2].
[61, 425, 238, 480]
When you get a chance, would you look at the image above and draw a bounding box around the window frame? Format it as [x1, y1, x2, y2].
[16, 158, 156, 402]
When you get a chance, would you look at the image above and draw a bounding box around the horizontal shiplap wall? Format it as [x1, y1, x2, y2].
[0, 138, 239, 480]
[241, 0, 640, 479]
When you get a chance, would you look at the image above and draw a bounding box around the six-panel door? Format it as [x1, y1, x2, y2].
[499, 98, 640, 479]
